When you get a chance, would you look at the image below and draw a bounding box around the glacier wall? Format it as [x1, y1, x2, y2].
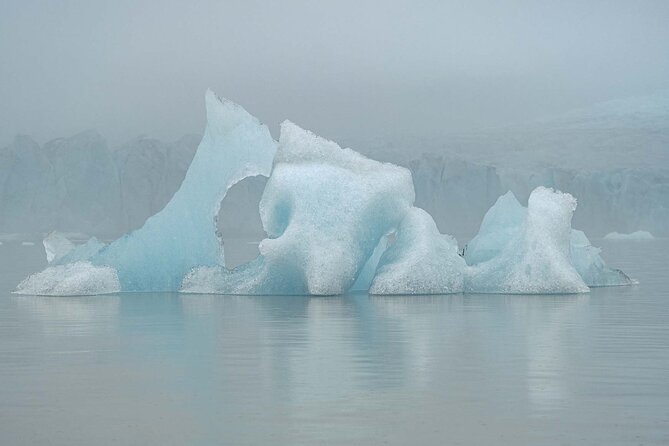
[2, 93, 668, 241]
[379, 153, 669, 241]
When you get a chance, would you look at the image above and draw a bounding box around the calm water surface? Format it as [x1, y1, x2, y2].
[1, 240, 668, 445]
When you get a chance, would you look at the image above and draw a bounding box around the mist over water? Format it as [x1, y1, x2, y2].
[1, 1, 669, 146]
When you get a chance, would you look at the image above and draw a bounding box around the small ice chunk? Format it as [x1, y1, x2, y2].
[14, 261, 120, 296]
[43, 231, 75, 263]
[466, 187, 589, 294]
[370, 207, 466, 295]
[21, 241, 35, 246]
[603, 230, 655, 240]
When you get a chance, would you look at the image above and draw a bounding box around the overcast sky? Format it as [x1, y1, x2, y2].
[1, 0, 668, 146]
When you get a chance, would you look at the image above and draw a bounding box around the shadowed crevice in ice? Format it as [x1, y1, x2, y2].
[15, 91, 277, 295]
[369, 207, 466, 295]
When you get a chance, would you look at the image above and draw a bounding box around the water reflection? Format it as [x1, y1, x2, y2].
[2, 240, 668, 445]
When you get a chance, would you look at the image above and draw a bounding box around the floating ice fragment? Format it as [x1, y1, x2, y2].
[15, 262, 120, 296]
[466, 187, 589, 294]
[603, 230, 655, 240]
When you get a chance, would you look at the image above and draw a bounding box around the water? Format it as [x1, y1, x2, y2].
[1, 240, 668, 445]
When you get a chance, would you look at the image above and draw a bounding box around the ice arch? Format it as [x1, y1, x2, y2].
[16, 91, 277, 294]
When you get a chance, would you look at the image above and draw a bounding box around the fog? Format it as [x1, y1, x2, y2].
[1, 0, 668, 146]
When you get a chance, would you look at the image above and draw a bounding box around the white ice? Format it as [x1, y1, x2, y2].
[466, 187, 589, 294]
[15, 262, 120, 296]
[604, 230, 655, 240]
[465, 189, 632, 289]
[182, 121, 415, 295]
[15, 93, 635, 297]
[369, 207, 466, 294]
[43, 231, 75, 263]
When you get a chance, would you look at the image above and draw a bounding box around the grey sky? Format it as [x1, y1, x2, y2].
[1, 0, 668, 146]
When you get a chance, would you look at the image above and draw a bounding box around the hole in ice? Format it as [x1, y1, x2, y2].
[217, 175, 268, 269]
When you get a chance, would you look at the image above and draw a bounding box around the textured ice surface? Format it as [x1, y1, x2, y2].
[464, 191, 526, 265]
[570, 230, 633, 286]
[15, 262, 120, 296]
[466, 187, 589, 294]
[182, 121, 414, 295]
[84, 91, 277, 292]
[14, 93, 637, 296]
[604, 230, 655, 240]
[465, 189, 632, 289]
[15, 91, 277, 295]
[56, 237, 106, 265]
[43, 232, 75, 263]
[369, 207, 466, 294]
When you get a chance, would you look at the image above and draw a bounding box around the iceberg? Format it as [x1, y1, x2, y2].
[369, 207, 466, 295]
[15, 91, 277, 295]
[604, 230, 655, 240]
[464, 189, 632, 289]
[181, 121, 415, 295]
[14, 92, 635, 297]
[466, 187, 589, 294]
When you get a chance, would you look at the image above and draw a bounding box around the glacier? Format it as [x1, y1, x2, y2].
[14, 92, 635, 296]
